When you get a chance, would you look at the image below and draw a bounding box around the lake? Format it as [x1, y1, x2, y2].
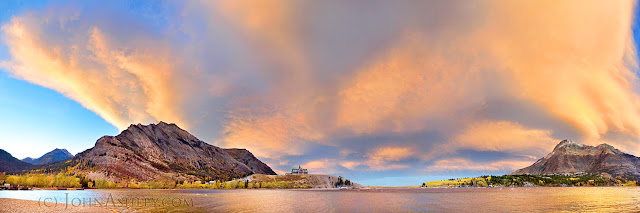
[1, 187, 639, 212]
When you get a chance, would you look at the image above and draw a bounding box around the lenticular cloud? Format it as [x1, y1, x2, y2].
[2, 0, 639, 178]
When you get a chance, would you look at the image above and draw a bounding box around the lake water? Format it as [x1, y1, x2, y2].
[1, 187, 639, 212]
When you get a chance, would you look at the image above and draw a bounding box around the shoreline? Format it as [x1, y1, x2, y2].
[1, 187, 369, 192]
[0, 198, 119, 213]
[4, 185, 634, 192]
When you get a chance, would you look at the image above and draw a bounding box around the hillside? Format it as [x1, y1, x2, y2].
[39, 122, 274, 182]
[22, 148, 73, 165]
[511, 140, 640, 178]
[422, 173, 624, 187]
[224, 149, 277, 175]
[0, 149, 32, 172]
[245, 174, 362, 188]
[423, 140, 640, 187]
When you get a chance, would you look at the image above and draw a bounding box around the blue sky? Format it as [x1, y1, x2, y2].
[0, 0, 170, 159]
[0, 0, 117, 159]
[1, 1, 639, 186]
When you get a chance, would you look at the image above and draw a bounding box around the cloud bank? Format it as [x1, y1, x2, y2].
[1, 0, 639, 184]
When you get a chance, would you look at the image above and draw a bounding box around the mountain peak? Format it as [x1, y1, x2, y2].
[51, 148, 72, 155]
[596, 143, 615, 149]
[124, 122, 184, 134]
[68, 122, 275, 182]
[553, 139, 582, 150]
[128, 121, 177, 128]
[157, 121, 175, 126]
[0, 149, 32, 172]
[512, 140, 640, 177]
[21, 148, 74, 165]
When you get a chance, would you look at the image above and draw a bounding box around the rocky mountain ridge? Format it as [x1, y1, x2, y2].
[0, 149, 31, 172]
[224, 149, 276, 175]
[22, 148, 73, 165]
[39, 122, 275, 182]
[511, 140, 640, 179]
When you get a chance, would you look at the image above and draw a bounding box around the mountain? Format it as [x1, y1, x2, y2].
[22, 148, 73, 165]
[0, 149, 32, 172]
[224, 148, 277, 175]
[511, 140, 640, 179]
[43, 122, 276, 182]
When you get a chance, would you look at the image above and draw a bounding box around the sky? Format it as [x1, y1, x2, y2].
[0, 0, 640, 186]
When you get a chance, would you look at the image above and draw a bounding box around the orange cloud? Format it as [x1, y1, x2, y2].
[339, 146, 416, 171]
[426, 158, 535, 172]
[335, 32, 482, 134]
[301, 159, 338, 174]
[209, 0, 312, 96]
[2, 1, 640, 176]
[452, 120, 559, 156]
[480, 0, 640, 141]
[0, 19, 188, 130]
[220, 106, 323, 159]
[336, 0, 640, 141]
[368, 146, 416, 163]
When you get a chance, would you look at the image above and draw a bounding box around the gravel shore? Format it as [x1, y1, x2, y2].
[0, 198, 119, 213]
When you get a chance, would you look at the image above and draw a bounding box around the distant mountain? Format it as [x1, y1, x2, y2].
[224, 148, 277, 175]
[42, 122, 273, 182]
[22, 148, 73, 165]
[511, 140, 640, 179]
[0, 149, 32, 173]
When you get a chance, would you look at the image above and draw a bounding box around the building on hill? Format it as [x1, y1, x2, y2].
[287, 165, 308, 175]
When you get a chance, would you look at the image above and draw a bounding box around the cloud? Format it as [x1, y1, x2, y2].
[1, 0, 639, 184]
[220, 105, 324, 159]
[426, 158, 535, 172]
[300, 159, 339, 174]
[451, 120, 559, 157]
[341, 161, 410, 172]
[481, 1, 640, 141]
[339, 146, 416, 171]
[368, 146, 416, 162]
[0, 5, 187, 130]
[335, 32, 484, 134]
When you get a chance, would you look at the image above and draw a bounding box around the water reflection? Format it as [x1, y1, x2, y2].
[1, 187, 639, 212]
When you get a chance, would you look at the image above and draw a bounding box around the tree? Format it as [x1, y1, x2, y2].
[335, 178, 344, 187]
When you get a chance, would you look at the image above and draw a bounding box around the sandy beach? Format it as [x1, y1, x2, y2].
[0, 198, 119, 213]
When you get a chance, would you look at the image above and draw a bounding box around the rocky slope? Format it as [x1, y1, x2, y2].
[511, 140, 640, 178]
[224, 149, 277, 175]
[44, 122, 274, 182]
[0, 149, 32, 172]
[22, 148, 73, 165]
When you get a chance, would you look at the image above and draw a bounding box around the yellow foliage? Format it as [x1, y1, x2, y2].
[622, 180, 637, 186]
[423, 177, 487, 187]
[4, 173, 81, 188]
